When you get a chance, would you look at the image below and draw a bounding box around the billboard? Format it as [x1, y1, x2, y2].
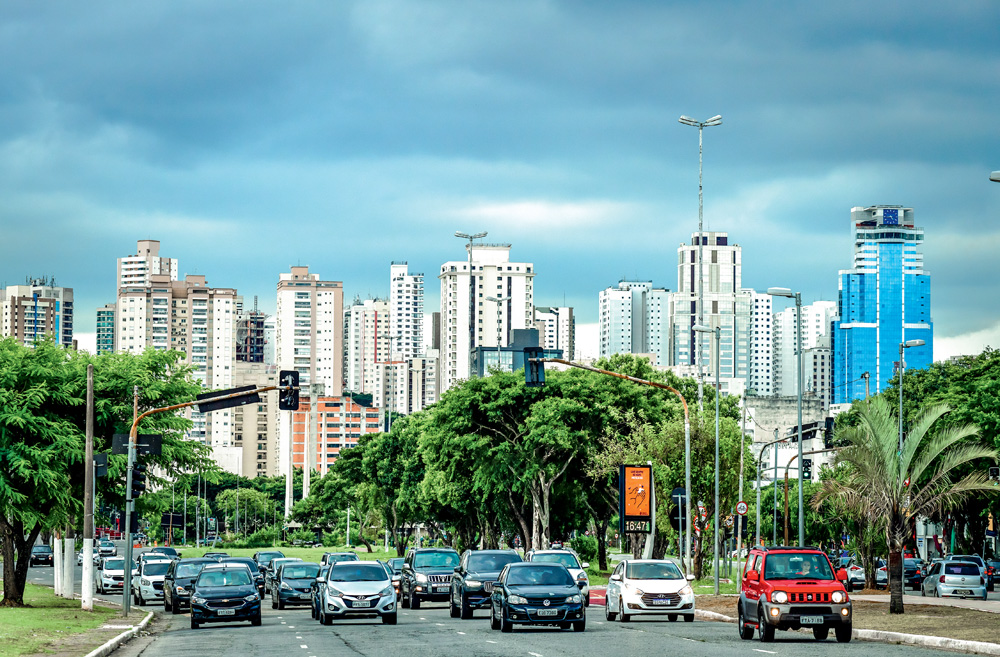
[619, 464, 653, 533]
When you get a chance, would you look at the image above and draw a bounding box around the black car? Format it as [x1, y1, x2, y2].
[189, 563, 262, 629]
[203, 552, 229, 561]
[265, 558, 303, 595]
[903, 558, 924, 589]
[490, 562, 586, 632]
[30, 545, 54, 567]
[400, 548, 460, 609]
[451, 549, 522, 619]
[272, 562, 321, 609]
[163, 558, 218, 614]
[148, 546, 180, 560]
[221, 557, 266, 596]
[987, 561, 1000, 591]
[253, 550, 285, 575]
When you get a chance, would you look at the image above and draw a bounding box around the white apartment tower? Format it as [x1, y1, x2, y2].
[117, 240, 178, 290]
[749, 292, 773, 395]
[344, 297, 390, 395]
[389, 263, 424, 361]
[598, 281, 669, 363]
[275, 266, 344, 395]
[439, 243, 534, 392]
[773, 300, 837, 398]
[534, 306, 575, 360]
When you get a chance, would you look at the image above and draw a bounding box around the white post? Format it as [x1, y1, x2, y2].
[63, 534, 75, 599]
[53, 534, 63, 596]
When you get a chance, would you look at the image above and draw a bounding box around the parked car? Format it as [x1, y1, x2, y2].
[189, 563, 262, 629]
[220, 557, 265, 596]
[96, 557, 127, 594]
[838, 557, 864, 590]
[605, 559, 695, 622]
[132, 558, 173, 606]
[272, 562, 321, 609]
[314, 561, 397, 625]
[265, 557, 303, 594]
[921, 560, 987, 600]
[489, 562, 586, 632]
[737, 545, 852, 643]
[523, 549, 590, 605]
[252, 550, 285, 575]
[987, 560, 1000, 592]
[450, 549, 523, 619]
[399, 548, 460, 609]
[29, 545, 54, 567]
[875, 560, 888, 589]
[163, 558, 218, 613]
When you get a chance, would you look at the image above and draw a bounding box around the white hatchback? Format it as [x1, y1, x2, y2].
[133, 559, 172, 605]
[605, 559, 695, 622]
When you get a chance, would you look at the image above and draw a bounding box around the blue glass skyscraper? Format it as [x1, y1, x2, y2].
[832, 205, 932, 404]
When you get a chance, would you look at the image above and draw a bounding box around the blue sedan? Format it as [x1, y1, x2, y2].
[490, 562, 586, 632]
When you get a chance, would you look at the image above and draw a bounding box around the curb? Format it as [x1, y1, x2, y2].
[698, 609, 1000, 656]
[82, 611, 154, 657]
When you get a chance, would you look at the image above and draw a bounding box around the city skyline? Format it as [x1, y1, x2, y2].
[1, 2, 998, 361]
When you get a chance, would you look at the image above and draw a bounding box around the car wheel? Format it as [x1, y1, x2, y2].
[813, 626, 829, 641]
[277, 599, 285, 610]
[835, 622, 853, 643]
[668, 613, 677, 622]
[573, 619, 585, 632]
[449, 594, 459, 618]
[935, 588, 941, 598]
[758, 607, 774, 643]
[605, 600, 617, 621]
[410, 590, 421, 610]
[490, 603, 501, 630]
[164, 596, 171, 612]
[684, 613, 694, 622]
[382, 612, 397, 625]
[921, 586, 926, 597]
[190, 618, 199, 630]
[460, 595, 473, 620]
[271, 596, 278, 609]
[499, 605, 513, 633]
[738, 604, 754, 640]
[321, 609, 333, 626]
[618, 599, 630, 623]
[984, 590, 990, 602]
[400, 586, 410, 608]
[251, 613, 262, 626]
[172, 598, 181, 615]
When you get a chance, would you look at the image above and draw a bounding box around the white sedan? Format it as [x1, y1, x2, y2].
[605, 559, 695, 622]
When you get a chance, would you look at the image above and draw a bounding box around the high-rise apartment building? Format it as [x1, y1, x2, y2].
[231, 362, 280, 477]
[833, 206, 933, 403]
[439, 243, 534, 391]
[534, 306, 575, 360]
[668, 232, 752, 384]
[773, 300, 836, 398]
[390, 263, 424, 361]
[117, 240, 178, 290]
[1, 277, 74, 347]
[598, 281, 669, 363]
[344, 297, 390, 395]
[275, 266, 343, 395]
[291, 395, 382, 475]
[235, 300, 268, 363]
[96, 303, 116, 354]
[748, 292, 773, 396]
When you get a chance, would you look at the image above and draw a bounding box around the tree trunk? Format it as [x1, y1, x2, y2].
[595, 516, 609, 571]
[507, 492, 531, 553]
[0, 517, 41, 607]
[887, 549, 904, 614]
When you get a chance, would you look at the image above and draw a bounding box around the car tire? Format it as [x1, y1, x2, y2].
[738, 604, 754, 640]
[449, 595, 460, 618]
[668, 614, 677, 622]
[618, 599, 629, 622]
[271, 596, 278, 609]
[573, 619, 585, 632]
[684, 614, 694, 622]
[500, 606, 513, 633]
[172, 598, 182, 615]
[278, 599, 285, 610]
[190, 619, 199, 630]
[605, 600, 617, 622]
[321, 609, 333, 626]
[164, 596, 171, 613]
[460, 595, 473, 620]
[921, 587, 926, 597]
[835, 623, 852, 643]
[251, 613, 262, 627]
[382, 613, 397, 625]
[409, 590, 421, 610]
[984, 590, 990, 602]
[490, 603, 501, 630]
[813, 626, 829, 641]
[758, 607, 774, 643]
[401, 586, 410, 608]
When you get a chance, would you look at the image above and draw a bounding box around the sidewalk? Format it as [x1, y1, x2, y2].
[852, 593, 1000, 614]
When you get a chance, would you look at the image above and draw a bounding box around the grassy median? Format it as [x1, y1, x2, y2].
[0, 582, 119, 657]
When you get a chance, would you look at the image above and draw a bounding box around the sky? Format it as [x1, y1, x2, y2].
[2, 1, 998, 360]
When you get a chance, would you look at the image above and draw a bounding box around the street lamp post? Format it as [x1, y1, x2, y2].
[768, 287, 804, 546]
[694, 324, 721, 593]
[455, 231, 487, 376]
[899, 338, 925, 581]
[679, 114, 722, 413]
[486, 295, 510, 374]
[756, 435, 789, 547]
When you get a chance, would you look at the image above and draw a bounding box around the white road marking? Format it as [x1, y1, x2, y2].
[435, 622, 445, 626]
[300, 645, 308, 650]
[486, 640, 497, 644]
[753, 650, 776, 655]
[457, 631, 466, 635]
[529, 652, 544, 657]
[682, 638, 697, 642]
[296, 636, 302, 639]
[289, 626, 294, 628]
[419, 617, 426, 621]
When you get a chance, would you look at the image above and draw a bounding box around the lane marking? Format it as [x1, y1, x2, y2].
[300, 645, 308, 649]
[457, 631, 466, 635]
[529, 652, 544, 657]
[486, 640, 497, 644]
[435, 622, 445, 626]
[419, 617, 426, 621]
[753, 651, 776, 655]
[289, 626, 295, 628]
[681, 638, 697, 642]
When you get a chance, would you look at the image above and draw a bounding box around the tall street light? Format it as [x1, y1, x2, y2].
[756, 435, 789, 547]
[679, 114, 722, 413]
[898, 339, 925, 456]
[455, 231, 487, 375]
[486, 295, 510, 373]
[694, 323, 720, 593]
[768, 287, 804, 546]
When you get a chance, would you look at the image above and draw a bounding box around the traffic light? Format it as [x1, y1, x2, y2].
[824, 417, 835, 449]
[802, 458, 813, 480]
[989, 466, 1000, 481]
[129, 512, 140, 535]
[130, 463, 147, 499]
[524, 347, 545, 387]
[278, 370, 300, 410]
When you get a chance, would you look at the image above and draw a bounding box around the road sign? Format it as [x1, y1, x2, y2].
[669, 487, 687, 532]
[736, 500, 748, 516]
[725, 515, 734, 528]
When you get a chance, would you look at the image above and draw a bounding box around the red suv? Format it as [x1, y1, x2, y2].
[738, 545, 852, 643]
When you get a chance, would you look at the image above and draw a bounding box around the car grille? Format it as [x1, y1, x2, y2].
[153, 582, 164, 591]
[428, 575, 450, 584]
[789, 606, 833, 615]
[111, 576, 124, 582]
[207, 598, 244, 609]
[785, 592, 830, 603]
[641, 593, 681, 606]
[483, 582, 493, 593]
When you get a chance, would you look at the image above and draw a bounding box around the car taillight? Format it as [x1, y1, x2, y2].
[879, 567, 886, 572]
[939, 575, 945, 583]
[917, 569, 921, 575]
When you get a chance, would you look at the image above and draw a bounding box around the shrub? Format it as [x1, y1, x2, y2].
[572, 535, 598, 564]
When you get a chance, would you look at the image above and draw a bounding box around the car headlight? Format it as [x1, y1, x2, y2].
[281, 582, 292, 590]
[141, 579, 151, 586]
[577, 573, 588, 583]
[379, 586, 394, 597]
[244, 594, 260, 602]
[680, 585, 693, 596]
[633, 588, 645, 596]
[192, 597, 207, 604]
[566, 594, 582, 603]
[415, 573, 428, 583]
[771, 591, 788, 604]
[508, 594, 528, 604]
[465, 579, 481, 588]
[176, 586, 186, 593]
[326, 587, 344, 599]
[831, 591, 846, 604]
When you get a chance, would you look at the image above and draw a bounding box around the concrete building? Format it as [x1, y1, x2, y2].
[439, 243, 534, 391]
[291, 396, 382, 475]
[117, 239, 178, 290]
[749, 292, 773, 396]
[745, 395, 828, 483]
[230, 362, 280, 477]
[96, 303, 116, 355]
[773, 300, 837, 399]
[598, 281, 669, 363]
[471, 328, 563, 378]
[263, 317, 276, 365]
[833, 206, 933, 403]
[344, 297, 390, 395]
[390, 262, 424, 361]
[534, 306, 575, 360]
[235, 298, 268, 363]
[1, 277, 74, 347]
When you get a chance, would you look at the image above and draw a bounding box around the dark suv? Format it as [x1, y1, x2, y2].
[400, 548, 460, 609]
[30, 545, 54, 566]
[450, 549, 522, 619]
[738, 545, 852, 643]
[163, 558, 217, 613]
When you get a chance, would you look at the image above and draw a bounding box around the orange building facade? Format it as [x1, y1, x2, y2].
[290, 396, 383, 475]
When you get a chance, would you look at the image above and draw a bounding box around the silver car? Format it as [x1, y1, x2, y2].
[315, 561, 397, 625]
[96, 557, 127, 594]
[132, 559, 172, 605]
[921, 560, 987, 600]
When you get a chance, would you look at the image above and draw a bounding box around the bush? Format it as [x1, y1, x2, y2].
[572, 535, 598, 564]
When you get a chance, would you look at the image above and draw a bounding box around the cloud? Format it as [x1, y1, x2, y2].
[935, 322, 1000, 362]
[454, 199, 635, 231]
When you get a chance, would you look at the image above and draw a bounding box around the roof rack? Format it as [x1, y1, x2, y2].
[758, 545, 824, 552]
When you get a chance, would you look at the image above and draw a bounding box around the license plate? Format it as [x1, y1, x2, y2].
[800, 615, 824, 625]
[434, 585, 449, 592]
[954, 590, 972, 595]
[217, 609, 235, 616]
[352, 600, 371, 608]
[652, 599, 670, 605]
[536, 608, 559, 617]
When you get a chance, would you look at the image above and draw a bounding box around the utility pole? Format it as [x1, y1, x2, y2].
[82, 364, 95, 611]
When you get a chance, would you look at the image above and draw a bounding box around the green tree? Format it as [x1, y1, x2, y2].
[815, 397, 997, 614]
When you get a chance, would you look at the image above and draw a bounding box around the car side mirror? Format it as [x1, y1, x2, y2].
[582, 562, 590, 570]
[454, 566, 461, 573]
[609, 574, 621, 582]
[836, 568, 848, 582]
[492, 581, 502, 589]
[746, 570, 759, 581]
[686, 573, 696, 581]
[316, 577, 326, 584]
[402, 563, 411, 571]
[576, 581, 585, 589]
[184, 584, 194, 592]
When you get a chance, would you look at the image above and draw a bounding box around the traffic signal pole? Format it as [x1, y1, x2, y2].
[782, 446, 841, 546]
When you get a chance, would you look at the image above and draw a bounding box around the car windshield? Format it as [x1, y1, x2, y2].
[764, 554, 834, 580]
[626, 562, 683, 580]
[327, 554, 359, 564]
[413, 552, 460, 569]
[176, 563, 208, 578]
[100, 541, 114, 548]
[258, 552, 284, 564]
[143, 562, 171, 576]
[388, 558, 405, 572]
[222, 558, 259, 573]
[468, 553, 521, 572]
[904, 559, 921, 567]
[944, 563, 981, 576]
[328, 564, 389, 582]
[531, 553, 581, 569]
[507, 566, 574, 587]
[198, 569, 253, 587]
[33, 546, 53, 554]
[955, 556, 984, 567]
[104, 559, 125, 570]
[284, 565, 321, 579]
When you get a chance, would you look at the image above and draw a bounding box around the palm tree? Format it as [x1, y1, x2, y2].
[814, 397, 997, 614]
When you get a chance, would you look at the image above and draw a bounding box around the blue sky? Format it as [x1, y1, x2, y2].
[2, 1, 998, 358]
